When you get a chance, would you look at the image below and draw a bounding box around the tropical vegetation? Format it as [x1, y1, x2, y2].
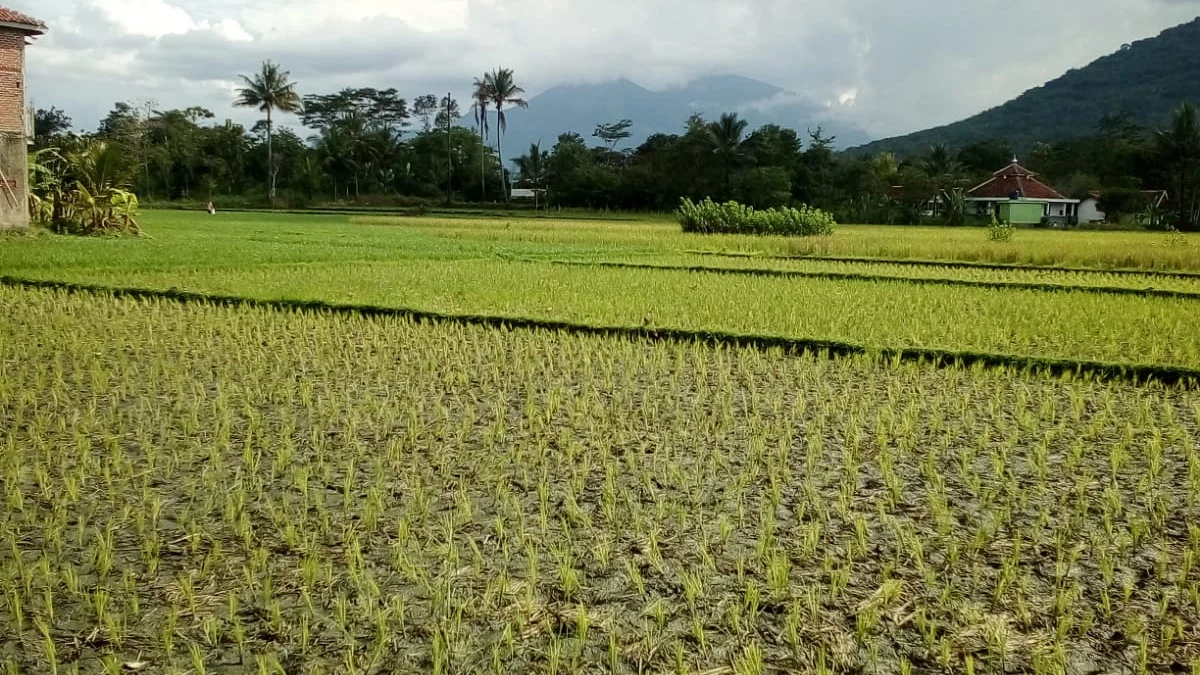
[29, 57, 1200, 231]
[234, 60, 303, 203]
[676, 197, 836, 236]
[27, 141, 140, 235]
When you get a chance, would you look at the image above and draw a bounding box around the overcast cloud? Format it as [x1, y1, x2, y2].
[18, 0, 1200, 139]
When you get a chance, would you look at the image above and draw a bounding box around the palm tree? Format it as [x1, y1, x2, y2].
[235, 61, 302, 202]
[923, 143, 964, 223]
[471, 75, 491, 200]
[485, 67, 528, 201]
[1156, 102, 1200, 229]
[513, 142, 548, 187]
[922, 143, 962, 189]
[705, 112, 750, 199]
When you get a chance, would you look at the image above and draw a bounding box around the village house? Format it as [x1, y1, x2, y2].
[0, 5, 45, 229]
[966, 159, 1079, 226]
[1078, 189, 1169, 225]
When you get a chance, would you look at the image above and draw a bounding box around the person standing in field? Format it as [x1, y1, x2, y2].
[207, 201, 216, 215]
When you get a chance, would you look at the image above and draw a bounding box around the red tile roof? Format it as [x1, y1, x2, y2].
[0, 6, 46, 33]
[967, 161, 1067, 200]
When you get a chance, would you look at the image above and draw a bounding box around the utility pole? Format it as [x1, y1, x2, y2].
[445, 92, 452, 207]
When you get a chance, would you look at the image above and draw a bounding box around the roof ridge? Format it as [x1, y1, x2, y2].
[0, 5, 46, 32]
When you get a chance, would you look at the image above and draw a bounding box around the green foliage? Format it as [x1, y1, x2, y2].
[852, 18, 1200, 156]
[593, 119, 633, 151]
[676, 197, 835, 236]
[1155, 102, 1200, 230]
[1162, 224, 1190, 249]
[943, 188, 967, 226]
[28, 142, 141, 235]
[736, 167, 793, 209]
[235, 60, 303, 202]
[1097, 187, 1147, 224]
[987, 214, 1015, 242]
[481, 67, 528, 201]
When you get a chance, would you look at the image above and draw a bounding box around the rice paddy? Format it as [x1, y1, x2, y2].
[1, 212, 1199, 674]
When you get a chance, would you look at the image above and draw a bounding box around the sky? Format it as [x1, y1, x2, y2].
[18, 0, 1200, 140]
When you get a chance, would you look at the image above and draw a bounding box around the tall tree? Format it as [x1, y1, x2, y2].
[706, 112, 751, 199]
[593, 119, 633, 152]
[434, 95, 461, 130]
[413, 95, 439, 132]
[485, 67, 528, 201]
[923, 143, 962, 190]
[1155, 102, 1200, 229]
[302, 88, 408, 135]
[33, 107, 73, 143]
[958, 139, 1014, 177]
[235, 60, 302, 202]
[513, 142, 549, 187]
[471, 76, 491, 200]
[742, 124, 801, 170]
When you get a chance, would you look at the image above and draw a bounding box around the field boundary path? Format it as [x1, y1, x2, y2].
[4, 275, 1197, 388]
[688, 250, 1200, 280]
[535, 259, 1200, 300]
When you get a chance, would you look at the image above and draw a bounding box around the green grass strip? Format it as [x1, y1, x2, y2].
[687, 250, 1200, 280]
[537, 259, 1200, 300]
[3, 275, 1196, 389]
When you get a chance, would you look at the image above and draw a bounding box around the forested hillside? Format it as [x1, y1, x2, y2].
[851, 17, 1200, 157]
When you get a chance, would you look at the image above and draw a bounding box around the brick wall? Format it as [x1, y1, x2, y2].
[0, 28, 26, 227]
[0, 30, 25, 134]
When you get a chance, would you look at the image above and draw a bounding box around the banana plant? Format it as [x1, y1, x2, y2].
[27, 148, 65, 225]
[27, 142, 141, 234]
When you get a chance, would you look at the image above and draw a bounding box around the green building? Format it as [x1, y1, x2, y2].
[997, 200, 1047, 225]
[967, 160, 1080, 225]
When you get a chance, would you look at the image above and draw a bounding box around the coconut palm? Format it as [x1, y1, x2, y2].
[235, 61, 302, 202]
[471, 75, 491, 200]
[485, 67, 528, 201]
[513, 142, 549, 187]
[923, 143, 962, 189]
[706, 112, 750, 199]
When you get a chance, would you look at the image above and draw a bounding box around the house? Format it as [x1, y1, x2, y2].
[1078, 190, 1169, 225]
[966, 159, 1079, 225]
[510, 187, 547, 208]
[0, 5, 45, 229]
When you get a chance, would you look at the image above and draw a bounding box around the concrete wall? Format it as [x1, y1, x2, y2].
[1078, 198, 1105, 223]
[0, 28, 28, 228]
[0, 132, 28, 228]
[999, 201, 1045, 225]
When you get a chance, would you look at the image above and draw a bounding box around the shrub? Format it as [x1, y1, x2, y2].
[29, 143, 141, 235]
[986, 214, 1015, 242]
[676, 197, 835, 236]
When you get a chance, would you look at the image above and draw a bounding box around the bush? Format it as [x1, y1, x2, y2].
[676, 197, 835, 236]
[986, 214, 1015, 242]
[29, 143, 141, 235]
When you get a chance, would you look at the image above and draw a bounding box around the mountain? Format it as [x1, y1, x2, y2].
[483, 75, 871, 159]
[849, 17, 1200, 157]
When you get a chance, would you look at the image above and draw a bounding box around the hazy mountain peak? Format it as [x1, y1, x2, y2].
[486, 74, 870, 156]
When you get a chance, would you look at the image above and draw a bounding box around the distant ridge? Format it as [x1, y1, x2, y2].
[848, 17, 1200, 157]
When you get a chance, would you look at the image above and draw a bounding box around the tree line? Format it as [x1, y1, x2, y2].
[31, 61, 1200, 229]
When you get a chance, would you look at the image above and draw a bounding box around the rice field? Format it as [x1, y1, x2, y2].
[3, 211, 1199, 372]
[2, 212, 1200, 674]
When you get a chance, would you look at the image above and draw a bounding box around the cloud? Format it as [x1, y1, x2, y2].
[17, 0, 1200, 137]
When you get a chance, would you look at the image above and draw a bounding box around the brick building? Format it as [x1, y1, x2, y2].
[0, 6, 45, 229]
